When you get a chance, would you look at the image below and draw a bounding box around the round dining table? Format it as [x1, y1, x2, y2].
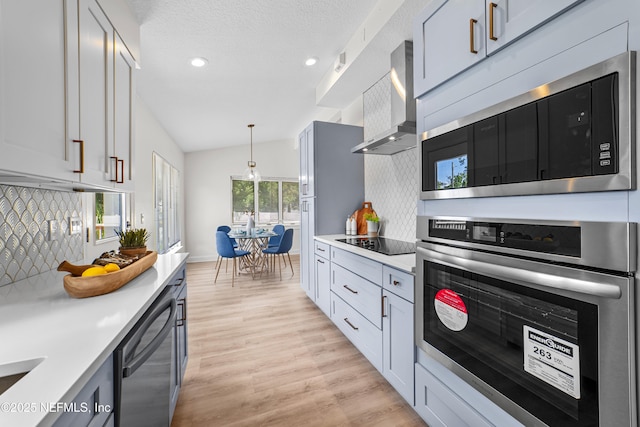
[227, 229, 278, 276]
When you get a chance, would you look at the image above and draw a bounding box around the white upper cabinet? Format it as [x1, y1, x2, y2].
[414, 0, 584, 97]
[0, 0, 137, 190]
[113, 32, 136, 190]
[485, 0, 585, 55]
[0, 0, 75, 182]
[70, 0, 114, 188]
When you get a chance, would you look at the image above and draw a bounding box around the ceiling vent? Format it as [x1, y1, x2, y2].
[352, 40, 416, 155]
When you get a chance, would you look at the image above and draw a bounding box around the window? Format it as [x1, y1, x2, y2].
[154, 153, 181, 253]
[95, 192, 126, 241]
[231, 178, 299, 225]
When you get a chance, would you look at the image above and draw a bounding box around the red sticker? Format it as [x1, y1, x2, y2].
[434, 289, 468, 331]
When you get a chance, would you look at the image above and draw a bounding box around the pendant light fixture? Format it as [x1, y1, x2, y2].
[242, 123, 261, 182]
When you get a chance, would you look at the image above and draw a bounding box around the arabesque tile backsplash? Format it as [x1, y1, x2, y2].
[0, 185, 83, 286]
[364, 148, 417, 242]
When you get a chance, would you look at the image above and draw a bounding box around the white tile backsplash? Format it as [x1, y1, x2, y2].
[0, 185, 83, 286]
[364, 148, 418, 242]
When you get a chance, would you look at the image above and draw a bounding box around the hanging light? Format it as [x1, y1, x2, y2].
[242, 123, 261, 182]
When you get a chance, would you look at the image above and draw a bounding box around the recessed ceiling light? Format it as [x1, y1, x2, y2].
[190, 57, 208, 67]
[305, 57, 318, 67]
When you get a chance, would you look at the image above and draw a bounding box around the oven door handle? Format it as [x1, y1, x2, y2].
[417, 246, 622, 299]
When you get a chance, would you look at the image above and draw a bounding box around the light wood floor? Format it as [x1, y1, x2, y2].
[171, 255, 427, 427]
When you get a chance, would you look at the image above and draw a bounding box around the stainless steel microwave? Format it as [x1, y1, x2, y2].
[420, 51, 636, 200]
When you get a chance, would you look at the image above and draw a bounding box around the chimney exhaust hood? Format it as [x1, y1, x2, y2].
[352, 41, 416, 155]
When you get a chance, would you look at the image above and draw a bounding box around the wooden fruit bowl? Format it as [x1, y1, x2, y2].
[62, 251, 158, 298]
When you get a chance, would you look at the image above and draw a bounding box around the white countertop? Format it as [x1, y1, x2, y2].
[315, 235, 416, 274]
[0, 252, 189, 427]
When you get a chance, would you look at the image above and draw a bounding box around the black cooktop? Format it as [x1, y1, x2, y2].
[336, 237, 415, 256]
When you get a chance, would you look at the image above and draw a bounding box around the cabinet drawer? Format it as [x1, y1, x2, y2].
[382, 266, 414, 303]
[314, 240, 330, 259]
[52, 354, 114, 427]
[331, 247, 382, 284]
[331, 263, 382, 328]
[331, 292, 382, 372]
[415, 363, 492, 427]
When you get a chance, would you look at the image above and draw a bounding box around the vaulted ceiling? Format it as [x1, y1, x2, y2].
[125, 0, 425, 152]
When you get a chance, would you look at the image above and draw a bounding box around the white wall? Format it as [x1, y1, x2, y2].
[184, 138, 300, 262]
[83, 97, 185, 262]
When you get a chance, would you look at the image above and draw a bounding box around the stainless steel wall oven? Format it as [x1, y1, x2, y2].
[419, 51, 636, 200]
[415, 216, 636, 426]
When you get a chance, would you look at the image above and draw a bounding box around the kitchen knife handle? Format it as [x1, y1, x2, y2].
[489, 2, 498, 41]
[73, 139, 84, 173]
[469, 19, 478, 54]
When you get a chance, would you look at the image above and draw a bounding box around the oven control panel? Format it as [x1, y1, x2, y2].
[428, 219, 581, 257]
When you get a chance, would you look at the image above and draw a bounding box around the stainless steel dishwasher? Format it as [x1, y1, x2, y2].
[114, 287, 176, 427]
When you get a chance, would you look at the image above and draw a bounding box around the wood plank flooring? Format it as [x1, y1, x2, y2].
[171, 255, 427, 427]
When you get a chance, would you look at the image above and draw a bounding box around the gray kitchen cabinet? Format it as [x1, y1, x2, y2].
[299, 121, 364, 305]
[382, 266, 414, 405]
[413, 0, 584, 97]
[328, 244, 415, 406]
[169, 266, 188, 421]
[52, 354, 114, 427]
[314, 240, 331, 317]
[0, 0, 75, 183]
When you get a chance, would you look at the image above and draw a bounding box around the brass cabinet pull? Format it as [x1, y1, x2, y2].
[469, 18, 478, 54]
[118, 159, 124, 183]
[343, 284, 358, 294]
[110, 156, 119, 182]
[382, 295, 388, 318]
[73, 139, 84, 173]
[489, 2, 498, 41]
[344, 318, 359, 331]
[392, 280, 400, 286]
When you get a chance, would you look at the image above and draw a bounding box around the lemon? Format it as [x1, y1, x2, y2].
[82, 266, 108, 277]
[103, 263, 120, 273]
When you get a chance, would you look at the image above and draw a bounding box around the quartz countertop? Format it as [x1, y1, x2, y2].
[0, 252, 189, 427]
[315, 235, 416, 274]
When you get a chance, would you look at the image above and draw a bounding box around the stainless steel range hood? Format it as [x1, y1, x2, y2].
[352, 41, 416, 155]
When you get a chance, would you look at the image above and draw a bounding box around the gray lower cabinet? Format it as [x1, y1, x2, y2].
[382, 290, 414, 405]
[328, 246, 415, 405]
[52, 354, 114, 427]
[170, 266, 188, 421]
[314, 240, 331, 316]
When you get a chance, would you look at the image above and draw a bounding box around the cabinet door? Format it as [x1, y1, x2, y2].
[0, 0, 75, 181]
[300, 198, 315, 300]
[414, 0, 485, 96]
[299, 124, 314, 197]
[382, 290, 414, 405]
[76, 0, 114, 187]
[113, 33, 135, 190]
[486, 0, 585, 55]
[315, 254, 331, 316]
[471, 116, 500, 186]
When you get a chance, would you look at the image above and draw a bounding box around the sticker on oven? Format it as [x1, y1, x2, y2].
[523, 325, 580, 399]
[434, 289, 468, 331]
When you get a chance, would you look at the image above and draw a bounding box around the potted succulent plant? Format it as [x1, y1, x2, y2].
[115, 228, 150, 257]
[363, 212, 380, 237]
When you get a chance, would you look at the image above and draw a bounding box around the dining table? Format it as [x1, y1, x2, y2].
[227, 229, 278, 276]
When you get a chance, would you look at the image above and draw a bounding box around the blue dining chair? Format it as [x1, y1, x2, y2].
[262, 228, 294, 280]
[267, 224, 285, 248]
[215, 231, 250, 286]
[217, 225, 238, 248]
